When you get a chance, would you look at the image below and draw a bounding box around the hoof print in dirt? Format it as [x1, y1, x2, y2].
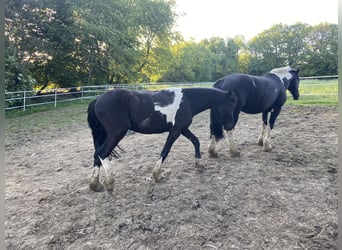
[208, 152, 219, 158]
[195, 164, 206, 172]
[229, 151, 241, 157]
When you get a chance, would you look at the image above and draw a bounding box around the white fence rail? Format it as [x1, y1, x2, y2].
[5, 76, 338, 111]
[5, 82, 212, 111]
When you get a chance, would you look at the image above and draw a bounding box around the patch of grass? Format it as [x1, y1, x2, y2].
[5, 101, 91, 136]
[5, 99, 92, 119]
[287, 79, 337, 106]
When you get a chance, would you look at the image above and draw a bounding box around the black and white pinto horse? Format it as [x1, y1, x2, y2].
[87, 87, 237, 193]
[207, 66, 300, 157]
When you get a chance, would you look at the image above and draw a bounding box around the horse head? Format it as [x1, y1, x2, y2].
[219, 90, 238, 131]
[270, 66, 300, 100]
[287, 68, 300, 100]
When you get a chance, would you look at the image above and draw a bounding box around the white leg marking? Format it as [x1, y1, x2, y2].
[195, 158, 201, 167]
[99, 157, 115, 193]
[263, 125, 272, 151]
[226, 130, 240, 156]
[152, 157, 163, 182]
[257, 123, 267, 146]
[207, 137, 218, 157]
[89, 166, 104, 192]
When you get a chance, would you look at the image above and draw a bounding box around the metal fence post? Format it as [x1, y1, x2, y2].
[54, 88, 57, 108]
[81, 87, 84, 101]
[23, 91, 26, 111]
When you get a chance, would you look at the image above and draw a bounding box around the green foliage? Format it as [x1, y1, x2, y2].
[248, 22, 337, 76]
[5, 0, 338, 91]
[5, 0, 176, 89]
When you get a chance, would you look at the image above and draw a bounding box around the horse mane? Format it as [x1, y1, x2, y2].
[270, 66, 292, 73]
[270, 66, 292, 81]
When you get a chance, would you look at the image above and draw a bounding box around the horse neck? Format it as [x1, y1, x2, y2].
[267, 73, 290, 89]
[183, 88, 226, 115]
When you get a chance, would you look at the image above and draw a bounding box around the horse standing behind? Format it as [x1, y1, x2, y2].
[207, 66, 300, 157]
[87, 87, 237, 193]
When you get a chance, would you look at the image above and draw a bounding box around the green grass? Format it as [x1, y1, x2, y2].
[5, 101, 90, 135]
[286, 79, 338, 106]
[5, 99, 91, 119]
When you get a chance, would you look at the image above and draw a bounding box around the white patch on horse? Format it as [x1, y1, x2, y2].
[252, 79, 257, 88]
[271, 66, 292, 84]
[99, 156, 112, 178]
[154, 88, 183, 125]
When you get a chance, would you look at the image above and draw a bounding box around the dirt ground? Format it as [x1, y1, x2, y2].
[5, 105, 337, 250]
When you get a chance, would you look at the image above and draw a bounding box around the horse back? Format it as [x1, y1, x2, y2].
[216, 74, 286, 114]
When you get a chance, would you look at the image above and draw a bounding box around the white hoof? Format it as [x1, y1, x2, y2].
[263, 140, 272, 152]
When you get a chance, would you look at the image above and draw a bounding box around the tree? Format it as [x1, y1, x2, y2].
[305, 23, 338, 76]
[5, 0, 176, 90]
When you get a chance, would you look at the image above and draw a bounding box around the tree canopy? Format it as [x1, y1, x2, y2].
[5, 0, 337, 91]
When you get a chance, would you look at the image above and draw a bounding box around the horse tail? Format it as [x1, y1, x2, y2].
[87, 98, 123, 159]
[87, 98, 107, 151]
[210, 107, 224, 141]
[209, 78, 226, 141]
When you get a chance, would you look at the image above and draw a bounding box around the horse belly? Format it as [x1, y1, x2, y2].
[241, 105, 264, 114]
[131, 113, 170, 134]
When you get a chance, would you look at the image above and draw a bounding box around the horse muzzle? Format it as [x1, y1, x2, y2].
[223, 121, 235, 131]
[293, 94, 300, 100]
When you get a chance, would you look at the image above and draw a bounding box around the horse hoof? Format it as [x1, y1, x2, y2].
[152, 168, 162, 182]
[104, 178, 115, 194]
[257, 138, 264, 146]
[89, 179, 104, 192]
[263, 140, 272, 152]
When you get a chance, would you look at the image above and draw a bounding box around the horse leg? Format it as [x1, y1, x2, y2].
[207, 136, 218, 157]
[89, 136, 106, 192]
[225, 110, 240, 157]
[207, 108, 222, 157]
[181, 128, 201, 166]
[225, 129, 240, 157]
[93, 130, 127, 193]
[89, 166, 104, 192]
[257, 112, 268, 146]
[263, 107, 281, 152]
[152, 129, 181, 182]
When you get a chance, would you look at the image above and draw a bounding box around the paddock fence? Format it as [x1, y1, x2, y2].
[5, 75, 338, 111]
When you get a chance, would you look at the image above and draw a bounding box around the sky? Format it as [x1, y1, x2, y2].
[173, 0, 338, 41]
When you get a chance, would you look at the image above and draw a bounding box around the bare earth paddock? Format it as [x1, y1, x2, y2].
[5, 105, 337, 249]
